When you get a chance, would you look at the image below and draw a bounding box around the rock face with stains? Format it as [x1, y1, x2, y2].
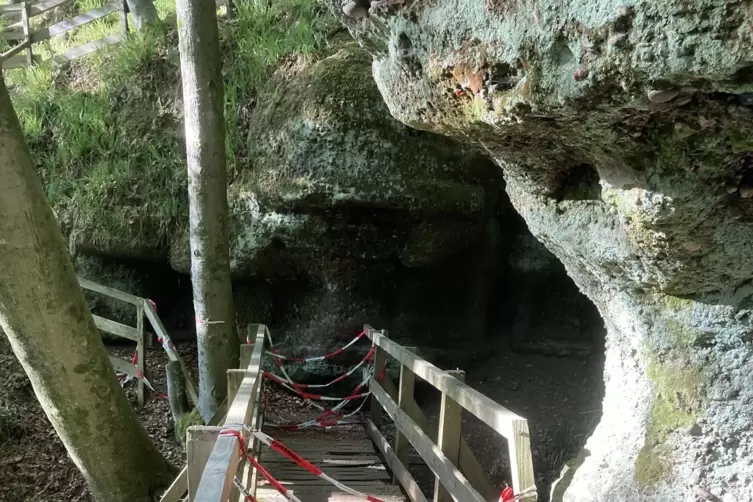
[331, 0, 753, 500]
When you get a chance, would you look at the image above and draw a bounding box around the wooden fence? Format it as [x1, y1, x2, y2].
[77, 276, 199, 410]
[0, 0, 130, 69]
[158, 325, 265, 502]
[365, 326, 536, 502]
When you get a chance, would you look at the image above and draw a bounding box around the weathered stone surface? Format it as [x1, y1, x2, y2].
[330, 1, 753, 500]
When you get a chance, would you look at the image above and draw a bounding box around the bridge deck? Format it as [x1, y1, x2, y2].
[256, 425, 406, 502]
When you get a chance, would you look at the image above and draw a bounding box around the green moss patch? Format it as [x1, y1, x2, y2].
[635, 344, 706, 487]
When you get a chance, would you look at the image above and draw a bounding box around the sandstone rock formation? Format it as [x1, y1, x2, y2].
[330, 1, 753, 500]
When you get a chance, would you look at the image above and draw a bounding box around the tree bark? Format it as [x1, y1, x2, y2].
[176, 0, 239, 421]
[125, 0, 163, 31]
[0, 77, 176, 502]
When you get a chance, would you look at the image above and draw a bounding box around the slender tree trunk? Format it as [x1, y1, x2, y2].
[0, 78, 176, 502]
[176, 0, 239, 420]
[125, 0, 163, 31]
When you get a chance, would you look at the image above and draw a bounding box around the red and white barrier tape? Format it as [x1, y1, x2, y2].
[115, 351, 168, 400]
[220, 427, 302, 502]
[500, 485, 538, 501]
[226, 425, 384, 502]
[282, 345, 375, 390]
[269, 392, 371, 431]
[233, 476, 257, 502]
[264, 370, 371, 403]
[262, 329, 367, 363]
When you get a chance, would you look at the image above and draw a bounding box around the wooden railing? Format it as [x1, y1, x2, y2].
[160, 324, 266, 502]
[365, 326, 536, 502]
[0, 0, 130, 69]
[77, 276, 199, 409]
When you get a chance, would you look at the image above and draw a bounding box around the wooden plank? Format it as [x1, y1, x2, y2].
[92, 314, 139, 341]
[143, 299, 200, 407]
[0, 28, 24, 41]
[158, 467, 187, 502]
[395, 346, 416, 484]
[109, 355, 137, 377]
[78, 277, 142, 305]
[368, 330, 523, 438]
[239, 343, 253, 369]
[381, 376, 498, 501]
[194, 325, 266, 502]
[119, 0, 128, 35]
[1, 53, 39, 68]
[52, 33, 123, 67]
[136, 302, 145, 407]
[434, 370, 465, 502]
[0, 39, 29, 61]
[158, 397, 230, 502]
[255, 485, 406, 502]
[365, 419, 427, 502]
[0, 4, 24, 13]
[29, 0, 73, 17]
[31, 2, 120, 42]
[369, 327, 388, 427]
[21, 2, 31, 66]
[509, 420, 536, 501]
[188, 427, 222, 501]
[369, 377, 485, 502]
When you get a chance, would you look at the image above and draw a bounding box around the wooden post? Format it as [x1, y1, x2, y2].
[394, 346, 416, 484]
[508, 419, 536, 502]
[370, 328, 388, 427]
[136, 302, 145, 407]
[226, 368, 246, 501]
[187, 426, 221, 500]
[21, 2, 32, 67]
[239, 343, 254, 369]
[166, 361, 189, 423]
[120, 0, 129, 35]
[227, 0, 235, 20]
[434, 369, 465, 502]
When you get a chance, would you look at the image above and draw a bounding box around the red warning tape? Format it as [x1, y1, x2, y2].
[262, 329, 367, 364]
[251, 429, 384, 502]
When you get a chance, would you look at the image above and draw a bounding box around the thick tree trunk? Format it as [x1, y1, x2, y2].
[176, 0, 239, 421]
[125, 0, 162, 31]
[0, 77, 176, 502]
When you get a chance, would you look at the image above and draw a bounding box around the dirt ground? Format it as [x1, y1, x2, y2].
[0, 335, 603, 502]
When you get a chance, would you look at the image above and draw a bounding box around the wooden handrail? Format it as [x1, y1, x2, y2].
[193, 325, 266, 502]
[366, 328, 536, 501]
[369, 376, 486, 502]
[78, 277, 142, 305]
[367, 329, 523, 438]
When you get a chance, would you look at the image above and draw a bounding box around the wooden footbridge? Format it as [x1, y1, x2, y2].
[156, 325, 537, 502]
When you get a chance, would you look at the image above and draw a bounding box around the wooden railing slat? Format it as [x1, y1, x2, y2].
[434, 370, 465, 502]
[369, 377, 486, 502]
[31, 2, 120, 42]
[368, 330, 522, 439]
[143, 299, 200, 407]
[381, 372, 498, 500]
[29, 0, 73, 17]
[93, 314, 139, 341]
[365, 419, 428, 502]
[78, 277, 142, 305]
[193, 325, 266, 502]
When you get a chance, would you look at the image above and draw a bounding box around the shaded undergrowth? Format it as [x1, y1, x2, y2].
[5, 0, 336, 253]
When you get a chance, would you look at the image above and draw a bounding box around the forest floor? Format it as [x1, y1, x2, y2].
[0, 336, 602, 502]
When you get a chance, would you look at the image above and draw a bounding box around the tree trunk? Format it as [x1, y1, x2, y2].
[125, 0, 162, 31]
[0, 77, 176, 502]
[176, 0, 239, 421]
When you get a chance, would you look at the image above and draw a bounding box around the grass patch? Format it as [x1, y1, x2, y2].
[3, 0, 335, 253]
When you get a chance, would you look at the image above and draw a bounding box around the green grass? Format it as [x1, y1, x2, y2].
[3, 0, 335, 253]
